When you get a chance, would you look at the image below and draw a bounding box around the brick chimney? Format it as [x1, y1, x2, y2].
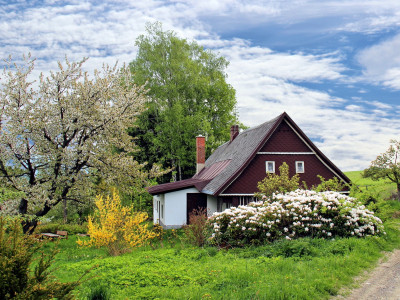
[230, 125, 239, 142]
[196, 135, 206, 174]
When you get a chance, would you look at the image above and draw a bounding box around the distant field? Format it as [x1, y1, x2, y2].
[345, 170, 396, 198]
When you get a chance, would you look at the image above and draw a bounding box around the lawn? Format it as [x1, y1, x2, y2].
[47, 222, 400, 300]
[346, 170, 397, 198]
[36, 171, 400, 299]
[35, 172, 400, 299]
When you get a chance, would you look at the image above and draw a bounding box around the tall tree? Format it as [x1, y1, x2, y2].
[0, 55, 160, 232]
[129, 22, 238, 182]
[363, 139, 400, 197]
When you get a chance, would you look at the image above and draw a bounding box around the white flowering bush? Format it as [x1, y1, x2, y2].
[208, 190, 384, 247]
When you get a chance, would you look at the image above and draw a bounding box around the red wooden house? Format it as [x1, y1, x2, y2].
[148, 112, 351, 228]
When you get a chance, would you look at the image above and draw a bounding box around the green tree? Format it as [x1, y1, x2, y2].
[129, 22, 238, 182]
[363, 139, 400, 197]
[0, 217, 86, 299]
[255, 162, 300, 199]
[0, 55, 162, 232]
[311, 175, 346, 192]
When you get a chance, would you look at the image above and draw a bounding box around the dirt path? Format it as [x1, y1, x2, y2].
[334, 249, 400, 300]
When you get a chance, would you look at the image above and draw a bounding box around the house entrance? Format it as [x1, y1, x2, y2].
[186, 193, 207, 225]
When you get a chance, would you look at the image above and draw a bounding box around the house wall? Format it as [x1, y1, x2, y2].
[163, 187, 199, 228]
[260, 121, 310, 152]
[207, 195, 218, 216]
[223, 121, 346, 195]
[153, 194, 165, 225]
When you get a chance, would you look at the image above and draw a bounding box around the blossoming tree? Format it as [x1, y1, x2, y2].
[0, 55, 160, 232]
[363, 139, 400, 197]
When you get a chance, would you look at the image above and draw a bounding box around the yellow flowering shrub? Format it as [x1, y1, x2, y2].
[77, 190, 157, 255]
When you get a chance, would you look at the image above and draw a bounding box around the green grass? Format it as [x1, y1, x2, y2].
[41, 171, 400, 299]
[46, 221, 400, 300]
[346, 170, 397, 198]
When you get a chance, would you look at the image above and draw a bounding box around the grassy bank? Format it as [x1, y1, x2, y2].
[46, 221, 400, 299]
[40, 171, 400, 299]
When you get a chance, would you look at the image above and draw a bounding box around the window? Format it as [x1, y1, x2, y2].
[266, 161, 275, 173]
[161, 204, 164, 219]
[239, 196, 257, 206]
[296, 161, 304, 173]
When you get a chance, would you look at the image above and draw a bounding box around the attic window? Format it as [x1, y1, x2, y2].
[296, 161, 304, 173]
[266, 161, 275, 173]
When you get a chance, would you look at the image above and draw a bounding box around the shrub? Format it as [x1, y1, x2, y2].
[0, 217, 85, 299]
[86, 284, 111, 300]
[77, 190, 157, 256]
[184, 208, 208, 247]
[255, 162, 300, 199]
[312, 175, 346, 192]
[36, 223, 88, 235]
[208, 190, 384, 247]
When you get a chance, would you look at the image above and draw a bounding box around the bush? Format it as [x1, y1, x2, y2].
[0, 217, 85, 299]
[312, 175, 346, 192]
[208, 190, 384, 247]
[77, 190, 158, 256]
[86, 284, 111, 300]
[255, 162, 300, 199]
[184, 208, 208, 247]
[36, 223, 88, 235]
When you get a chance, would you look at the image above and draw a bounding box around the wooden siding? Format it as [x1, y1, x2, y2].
[222, 122, 346, 194]
[260, 121, 311, 152]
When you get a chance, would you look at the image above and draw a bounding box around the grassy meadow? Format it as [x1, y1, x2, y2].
[38, 171, 400, 299]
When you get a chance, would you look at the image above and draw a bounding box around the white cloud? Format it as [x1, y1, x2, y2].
[1, 0, 399, 173]
[357, 33, 400, 89]
[221, 45, 346, 83]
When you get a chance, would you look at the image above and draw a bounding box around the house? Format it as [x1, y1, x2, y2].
[148, 112, 351, 228]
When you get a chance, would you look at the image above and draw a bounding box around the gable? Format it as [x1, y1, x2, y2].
[260, 121, 310, 152]
[220, 117, 350, 195]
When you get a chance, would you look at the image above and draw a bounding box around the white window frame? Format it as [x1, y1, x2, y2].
[296, 161, 305, 173]
[266, 161, 275, 173]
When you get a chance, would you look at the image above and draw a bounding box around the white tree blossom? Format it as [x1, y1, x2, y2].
[0, 55, 159, 231]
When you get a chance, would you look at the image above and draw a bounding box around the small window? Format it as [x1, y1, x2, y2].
[266, 161, 275, 173]
[296, 161, 304, 173]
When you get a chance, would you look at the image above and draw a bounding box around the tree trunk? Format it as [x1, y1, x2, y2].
[22, 218, 38, 234]
[397, 182, 400, 200]
[63, 198, 68, 224]
[18, 198, 38, 234]
[171, 159, 177, 182]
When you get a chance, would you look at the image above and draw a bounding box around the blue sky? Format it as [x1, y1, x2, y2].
[1, 0, 400, 171]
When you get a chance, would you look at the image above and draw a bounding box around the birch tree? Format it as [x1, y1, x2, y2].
[129, 22, 238, 182]
[0, 55, 158, 232]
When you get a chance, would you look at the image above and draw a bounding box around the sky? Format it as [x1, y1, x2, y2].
[1, 0, 400, 171]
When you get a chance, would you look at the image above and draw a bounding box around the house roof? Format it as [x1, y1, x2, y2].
[147, 178, 212, 195]
[148, 112, 351, 196]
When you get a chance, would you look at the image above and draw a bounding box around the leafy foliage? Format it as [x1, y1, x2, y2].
[184, 208, 208, 247]
[0, 217, 84, 299]
[49, 218, 400, 300]
[363, 139, 400, 196]
[208, 190, 384, 247]
[86, 284, 111, 300]
[255, 162, 300, 199]
[0, 55, 163, 231]
[36, 222, 87, 235]
[129, 22, 238, 182]
[77, 190, 157, 256]
[312, 175, 346, 192]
